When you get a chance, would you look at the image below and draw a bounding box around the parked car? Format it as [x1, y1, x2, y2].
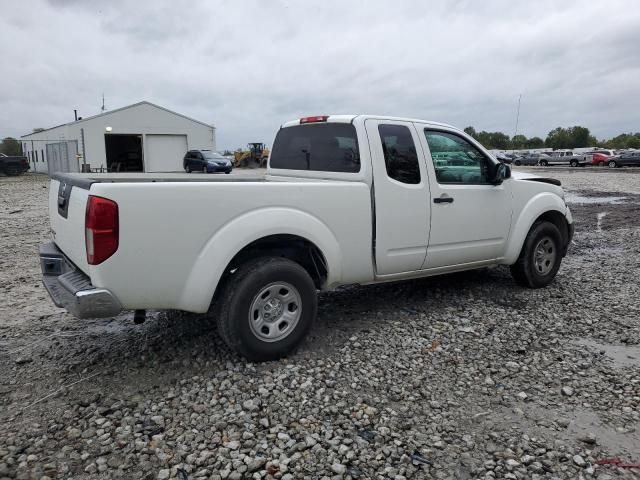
[39, 114, 573, 361]
[184, 150, 233, 173]
[0, 152, 29, 176]
[512, 153, 551, 166]
[577, 149, 614, 166]
[606, 151, 640, 168]
[494, 152, 513, 164]
[539, 150, 586, 167]
[591, 152, 610, 166]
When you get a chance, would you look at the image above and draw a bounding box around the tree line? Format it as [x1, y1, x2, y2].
[2, 125, 640, 157]
[463, 126, 640, 151]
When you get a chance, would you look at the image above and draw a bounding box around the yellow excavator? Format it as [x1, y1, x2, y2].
[233, 143, 270, 168]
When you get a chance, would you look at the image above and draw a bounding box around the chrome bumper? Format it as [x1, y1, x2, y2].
[40, 242, 122, 319]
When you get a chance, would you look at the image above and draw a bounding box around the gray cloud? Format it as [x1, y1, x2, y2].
[1, 0, 639, 149]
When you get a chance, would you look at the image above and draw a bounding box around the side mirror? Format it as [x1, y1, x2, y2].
[492, 163, 510, 184]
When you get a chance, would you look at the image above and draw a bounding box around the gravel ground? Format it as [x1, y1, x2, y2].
[0, 168, 639, 480]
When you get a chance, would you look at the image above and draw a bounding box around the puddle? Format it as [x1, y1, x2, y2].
[574, 339, 640, 368]
[565, 193, 627, 205]
[596, 212, 608, 232]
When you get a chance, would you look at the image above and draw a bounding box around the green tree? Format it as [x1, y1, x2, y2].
[0, 137, 22, 156]
[511, 134, 528, 149]
[604, 133, 640, 149]
[568, 126, 591, 148]
[463, 126, 478, 139]
[525, 137, 545, 149]
[546, 127, 571, 149]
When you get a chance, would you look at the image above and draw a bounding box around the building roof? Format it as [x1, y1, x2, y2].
[21, 101, 215, 138]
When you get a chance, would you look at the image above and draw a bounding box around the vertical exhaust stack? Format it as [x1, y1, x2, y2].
[74, 109, 78, 121]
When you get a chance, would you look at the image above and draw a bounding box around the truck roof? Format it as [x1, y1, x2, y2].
[280, 115, 458, 131]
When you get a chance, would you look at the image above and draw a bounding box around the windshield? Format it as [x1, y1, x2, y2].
[202, 151, 226, 160]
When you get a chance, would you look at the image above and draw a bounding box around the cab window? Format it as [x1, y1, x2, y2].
[424, 130, 492, 184]
[378, 124, 420, 184]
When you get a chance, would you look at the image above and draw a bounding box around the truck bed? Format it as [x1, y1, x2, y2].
[48, 171, 374, 313]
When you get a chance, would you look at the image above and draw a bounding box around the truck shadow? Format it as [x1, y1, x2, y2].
[44, 266, 518, 374]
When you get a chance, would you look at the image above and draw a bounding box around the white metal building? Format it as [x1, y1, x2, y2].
[21, 101, 215, 174]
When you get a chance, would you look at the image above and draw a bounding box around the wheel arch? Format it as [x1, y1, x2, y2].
[503, 193, 569, 265]
[177, 207, 341, 312]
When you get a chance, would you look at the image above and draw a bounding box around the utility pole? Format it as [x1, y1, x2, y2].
[513, 93, 522, 139]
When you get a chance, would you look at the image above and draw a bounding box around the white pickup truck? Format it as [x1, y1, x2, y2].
[40, 115, 573, 360]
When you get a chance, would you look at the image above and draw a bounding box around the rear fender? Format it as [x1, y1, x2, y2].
[178, 207, 341, 312]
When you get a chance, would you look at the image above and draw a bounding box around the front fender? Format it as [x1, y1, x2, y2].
[177, 207, 342, 312]
[502, 192, 568, 264]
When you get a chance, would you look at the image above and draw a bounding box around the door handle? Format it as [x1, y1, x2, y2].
[434, 197, 454, 204]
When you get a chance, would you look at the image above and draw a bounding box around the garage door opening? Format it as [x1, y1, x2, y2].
[105, 134, 143, 172]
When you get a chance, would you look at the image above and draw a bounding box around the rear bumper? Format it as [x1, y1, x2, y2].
[39, 242, 122, 319]
[206, 165, 233, 173]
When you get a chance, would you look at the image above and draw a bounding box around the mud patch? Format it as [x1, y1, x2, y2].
[568, 190, 640, 231]
[574, 338, 640, 368]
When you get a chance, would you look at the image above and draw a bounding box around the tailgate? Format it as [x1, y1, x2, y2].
[49, 178, 91, 274]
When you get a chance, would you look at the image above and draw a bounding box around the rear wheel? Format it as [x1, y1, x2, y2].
[185, 165, 191, 173]
[608, 160, 618, 168]
[510, 221, 563, 288]
[216, 257, 317, 361]
[514, 160, 521, 166]
[539, 160, 548, 166]
[203, 166, 207, 174]
[570, 159, 578, 167]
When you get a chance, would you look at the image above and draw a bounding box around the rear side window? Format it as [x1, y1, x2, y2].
[378, 124, 420, 184]
[270, 123, 360, 172]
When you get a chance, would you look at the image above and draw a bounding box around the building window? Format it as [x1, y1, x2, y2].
[28, 151, 31, 163]
[35, 150, 39, 163]
[42, 149, 45, 163]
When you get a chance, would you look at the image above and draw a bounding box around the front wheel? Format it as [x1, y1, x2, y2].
[570, 159, 578, 167]
[539, 160, 548, 166]
[185, 165, 191, 173]
[608, 160, 618, 168]
[514, 160, 521, 166]
[510, 221, 563, 288]
[216, 257, 317, 361]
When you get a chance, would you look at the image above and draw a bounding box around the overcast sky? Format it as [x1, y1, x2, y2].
[1, 0, 639, 149]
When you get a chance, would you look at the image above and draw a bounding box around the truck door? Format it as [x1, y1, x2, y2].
[365, 119, 431, 275]
[418, 128, 512, 269]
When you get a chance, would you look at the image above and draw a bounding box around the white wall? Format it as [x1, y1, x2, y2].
[21, 102, 215, 173]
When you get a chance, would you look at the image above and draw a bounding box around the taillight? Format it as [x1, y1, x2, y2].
[85, 195, 119, 265]
[300, 115, 329, 124]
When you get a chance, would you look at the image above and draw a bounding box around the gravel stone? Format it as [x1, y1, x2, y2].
[1, 171, 639, 479]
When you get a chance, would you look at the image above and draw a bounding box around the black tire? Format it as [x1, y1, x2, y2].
[510, 221, 563, 288]
[216, 257, 317, 361]
[570, 159, 578, 167]
[539, 160, 548, 166]
[514, 160, 521, 166]
[225, 171, 231, 174]
[608, 160, 617, 169]
[185, 165, 191, 173]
